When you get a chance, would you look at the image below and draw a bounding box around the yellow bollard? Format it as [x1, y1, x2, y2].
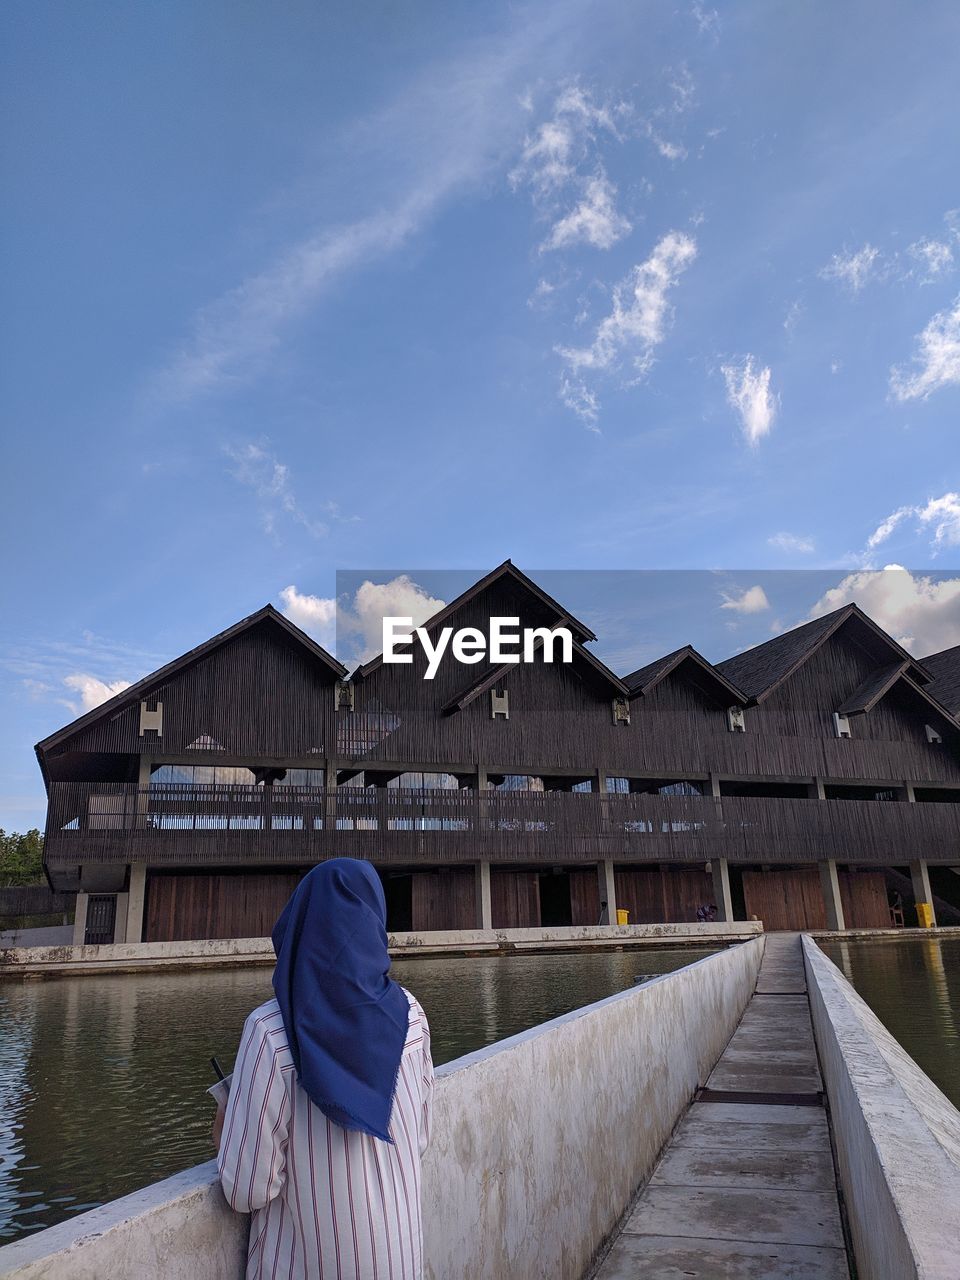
[616, 908, 629, 926]
[916, 901, 934, 928]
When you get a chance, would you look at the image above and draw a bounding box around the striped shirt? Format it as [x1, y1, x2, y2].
[218, 990, 434, 1280]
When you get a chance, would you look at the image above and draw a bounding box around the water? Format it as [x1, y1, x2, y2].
[817, 935, 960, 1109]
[0, 945, 717, 1244]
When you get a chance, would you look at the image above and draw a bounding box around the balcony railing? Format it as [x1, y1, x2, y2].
[42, 781, 960, 867]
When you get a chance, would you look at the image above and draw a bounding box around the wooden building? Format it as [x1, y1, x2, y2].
[36, 562, 960, 943]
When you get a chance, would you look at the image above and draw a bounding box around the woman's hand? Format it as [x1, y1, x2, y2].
[212, 1100, 226, 1149]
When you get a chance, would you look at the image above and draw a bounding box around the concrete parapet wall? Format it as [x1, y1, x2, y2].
[802, 934, 960, 1280]
[0, 921, 761, 977]
[0, 937, 764, 1280]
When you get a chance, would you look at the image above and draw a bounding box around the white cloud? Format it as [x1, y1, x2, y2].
[721, 356, 777, 445]
[867, 493, 960, 555]
[805, 568, 960, 655]
[908, 237, 954, 283]
[225, 440, 341, 539]
[768, 532, 815, 554]
[542, 174, 631, 252]
[339, 576, 447, 664]
[278, 586, 337, 649]
[890, 297, 960, 401]
[691, 4, 720, 36]
[720, 585, 771, 614]
[558, 231, 697, 377]
[818, 244, 883, 292]
[63, 673, 132, 712]
[512, 85, 631, 254]
[559, 374, 600, 430]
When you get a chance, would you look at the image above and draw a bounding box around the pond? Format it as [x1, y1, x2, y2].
[0, 944, 719, 1243]
[817, 934, 960, 1110]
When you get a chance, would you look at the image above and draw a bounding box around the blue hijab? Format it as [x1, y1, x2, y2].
[271, 859, 410, 1143]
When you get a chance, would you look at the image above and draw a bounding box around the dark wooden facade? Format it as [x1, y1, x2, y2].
[35, 566, 960, 941]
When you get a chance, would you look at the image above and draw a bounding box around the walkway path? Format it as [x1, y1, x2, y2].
[593, 934, 851, 1279]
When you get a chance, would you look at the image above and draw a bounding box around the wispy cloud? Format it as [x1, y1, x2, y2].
[556, 230, 697, 424]
[721, 356, 777, 445]
[907, 237, 954, 284]
[768, 532, 815, 554]
[889, 296, 960, 401]
[225, 440, 348, 539]
[511, 84, 632, 253]
[867, 492, 960, 554]
[542, 174, 631, 251]
[720, 584, 771, 614]
[818, 243, 883, 292]
[153, 9, 580, 403]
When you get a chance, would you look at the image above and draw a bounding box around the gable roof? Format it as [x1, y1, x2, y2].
[623, 645, 747, 705]
[837, 661, 911, 715]
[441, 633, 627, 716]
[355, 561, 597, 679]
[920, 643, 960, 715]
[35, 605, 347, 763]
[715, 604, 931, 704]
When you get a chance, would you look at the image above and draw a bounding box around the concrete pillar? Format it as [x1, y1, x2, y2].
[708, 773, 722, 799]
[126, 863, 147, 943]
[819, 859, 846, 931]
[72, 891, 89, 946]
[812, 777, 827, 800]
[597, 859, 617, 925]
[910, 859, 937, 926]
[113, 893, 129, 943]
[710, 857, 734, 923]
[475, 860, 492, 930]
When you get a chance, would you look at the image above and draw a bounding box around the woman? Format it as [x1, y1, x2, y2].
[215, 858, 434, 1280]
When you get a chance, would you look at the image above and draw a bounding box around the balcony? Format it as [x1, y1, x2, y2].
[41, 781, 960, 868]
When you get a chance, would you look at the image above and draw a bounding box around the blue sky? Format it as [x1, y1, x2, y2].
[3, 0, 960, 830]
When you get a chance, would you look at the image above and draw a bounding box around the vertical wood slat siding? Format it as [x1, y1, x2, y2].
[839, 870, 891, 928]
[613, 868, 713, 925]
[490, 869, 541, 929]
[569, 869, 601, 926]
[143, 872, 305, 942]
[741, 868, 829, 932]
[410, 869, 475, 931]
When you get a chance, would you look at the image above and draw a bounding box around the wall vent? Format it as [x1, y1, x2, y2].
[926, 723, 943, 744]
[612, 697, 631, 726]
[491, 689, 509, 720]
[833, 711, 852, 739]
[727, 706, 746, 733]
[139, 701, 163, 738]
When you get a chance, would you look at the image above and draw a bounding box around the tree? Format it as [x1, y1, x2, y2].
[0, 829, 45, 887]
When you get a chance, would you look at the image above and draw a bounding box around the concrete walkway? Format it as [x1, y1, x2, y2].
[594, 934, 851, 1279]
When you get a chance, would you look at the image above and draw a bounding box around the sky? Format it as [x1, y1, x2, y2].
[2, 0, 960, 830]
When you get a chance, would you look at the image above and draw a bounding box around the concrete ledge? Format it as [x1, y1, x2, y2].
[802, 934, 960, 1280]
[808, 925, 960, 941]
[0, 938, 764, 1280]
[0, 921, 761, 977]
[0, 1161, 247, 1280]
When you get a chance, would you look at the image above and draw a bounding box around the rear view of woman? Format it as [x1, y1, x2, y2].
[216, 859, 434, 1280]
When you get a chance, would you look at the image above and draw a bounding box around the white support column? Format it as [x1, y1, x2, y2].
[819, 859, 846, 931]
[711, 857, 734, 923]
[72, 891, 89, 946]
[126, 863, 147, 943]
[910, 858, 937, 926]
[475, 860, 492, 930]
[597, 859, 617, 925]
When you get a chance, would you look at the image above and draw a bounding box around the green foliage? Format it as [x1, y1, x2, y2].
[0, 829, 45, 887]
